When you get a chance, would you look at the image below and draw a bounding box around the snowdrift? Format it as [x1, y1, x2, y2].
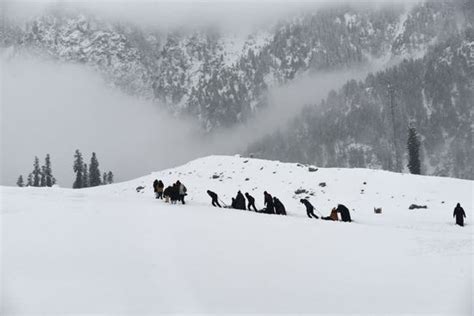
[2, 155, 472, 314]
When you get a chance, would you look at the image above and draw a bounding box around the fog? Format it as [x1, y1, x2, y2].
[4, 0, 420, 33]
[1, 0, 414, 187]
[1, 51, 390, 186]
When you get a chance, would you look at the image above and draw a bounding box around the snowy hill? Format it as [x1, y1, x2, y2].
[2, 155, 472, 314]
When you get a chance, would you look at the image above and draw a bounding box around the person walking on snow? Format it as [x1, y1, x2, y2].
[207, 190, 221, 207]
[156, 180, 164, 199]
[300, 199, 319, 219]
[245, 192, 258, 211]
[453, 203, 466, 227]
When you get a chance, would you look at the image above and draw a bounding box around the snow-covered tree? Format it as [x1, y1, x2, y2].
[407, 127, 421, 175]
[106, 171, 114, 184]
[16, 175, 24, 187]
[32, 156, 41, 187]
[73, 150, 84, 189]
[82, 163, 89, 188]
[89, 152, 101, 187]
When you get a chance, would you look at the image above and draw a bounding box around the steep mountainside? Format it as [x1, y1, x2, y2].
[1, 1, 468, 130]
[247, 29, 474, 179]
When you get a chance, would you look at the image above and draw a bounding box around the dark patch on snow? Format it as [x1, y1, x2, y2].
[136, 186, 145, 193]
[245, 178, 250, 181]
[409, 204, 428, 210]
[319, 182, 326, 187]
[308, 166, 318, 172]
[294, 188, 308, 195]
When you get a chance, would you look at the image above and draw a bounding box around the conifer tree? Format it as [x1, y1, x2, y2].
[106, 171, 114, 184]
[407, 126, 421, 175]
[16, 175, 24, 187]
[40, 166, 46, 187]
[73, 150, 84, 188]
[44, 154, 55, 187]
[27, 173, 33, 187]
[32, 156, 41, 187]
[82, 163, 89, 188]
[103, 172, 107, 185]
[89, 152, 101, 187]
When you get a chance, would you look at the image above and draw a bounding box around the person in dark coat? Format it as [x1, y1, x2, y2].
[245, 192, 257, 211]
[163, 185, 173, 203]
[264, 191, 275, 214]
[337, 204, 352, 222]
[273, 197, 286, 215]
[453, 203, 466, 227]
[300, 199, 319, 219]
[156, 180, 164, 199]
[170, 183, 180, 204]
[153, 179, 159, 198]
[176, 180, 187, 205]
[207, 190, 221, 207]
[235, 191, 246, 210]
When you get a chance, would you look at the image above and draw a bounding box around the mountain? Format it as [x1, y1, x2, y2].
[2, 155, 472, 313]
[247, 29, 474, 179]
[1, 1, 467, 131]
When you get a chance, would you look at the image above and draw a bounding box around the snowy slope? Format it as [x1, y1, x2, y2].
[2, 155, 473, 314]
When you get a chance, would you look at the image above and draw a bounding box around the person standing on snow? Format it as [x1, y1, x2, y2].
[336, 204, 352, 222]
[235, 191, 246, 210]
[264, 191, 275, 214]
[300, 199, 319, 219]
[273, 197, 286, 215]
[176, 180, 187, 205]
[453, 203, 466, 227]
[156, 180, 164, 199]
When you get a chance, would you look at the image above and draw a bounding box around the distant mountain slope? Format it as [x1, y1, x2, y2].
[247, 29, 474, 179]
[1, 1, 468, 130]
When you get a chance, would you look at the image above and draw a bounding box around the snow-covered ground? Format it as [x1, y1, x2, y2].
[1, 155, 473, 314]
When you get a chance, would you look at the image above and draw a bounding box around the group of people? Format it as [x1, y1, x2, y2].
[153, 179, 187, 205]
[299, 199, 352, 222]
[206, 189, 353, 221]
[156, 180, 466, 227]
[207, 190, 286, 215]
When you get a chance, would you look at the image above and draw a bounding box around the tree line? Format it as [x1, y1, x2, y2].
[16, 150, 114, 188]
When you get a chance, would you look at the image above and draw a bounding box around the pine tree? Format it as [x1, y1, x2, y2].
[82, 163, 89, 188]
[16, 175, 24, 187]
[89, 152, 101, 187]
[103, 172, 107, 185]
[27, 173, 33, 187]
[73, 150, 84, 189]
[44, 154, 55, 187]
[40, 166, 46, 187]
[407, 126, 421, 175]
[32, 156, 41, 187]
[107, 171, 114, 184]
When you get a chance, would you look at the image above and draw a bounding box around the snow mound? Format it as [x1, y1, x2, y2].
[1, 155, 472, 314]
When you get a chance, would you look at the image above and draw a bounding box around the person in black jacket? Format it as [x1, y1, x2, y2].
[235, 191, 246, 210]
[453, 203, 466, 227]
[273, 197, 286, 215]
[207, 190, 221, 207]
[264, 191, 275, 214]
[245, 192, 257, 211]
[163, 185, 173, 203]
[337, 204, 352, 222]
[300, 199, 318, 218]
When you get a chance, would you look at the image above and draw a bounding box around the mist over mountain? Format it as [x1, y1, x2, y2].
[1, 0, 472, 184]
